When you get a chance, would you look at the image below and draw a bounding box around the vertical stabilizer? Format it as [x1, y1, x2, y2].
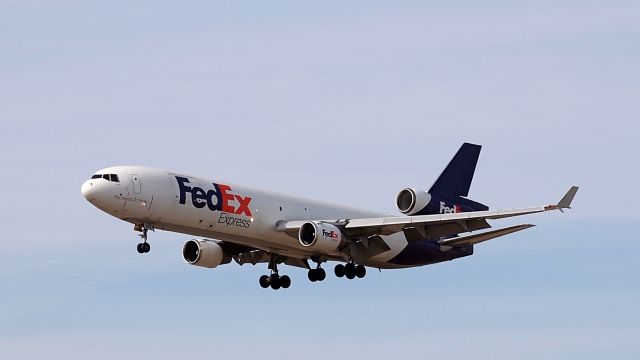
[428, 143, 482, 198]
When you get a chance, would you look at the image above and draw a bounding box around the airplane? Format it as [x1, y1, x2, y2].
[81, 143, 578, 290]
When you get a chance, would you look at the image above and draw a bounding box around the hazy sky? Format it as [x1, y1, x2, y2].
[1, 1, 639, 359]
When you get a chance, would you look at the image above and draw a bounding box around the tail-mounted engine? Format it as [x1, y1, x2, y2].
[298, 222, 345, 252]
[396, 188, 432, 215]
[396, 188, 488, 216]
[182, 239, 231, 268]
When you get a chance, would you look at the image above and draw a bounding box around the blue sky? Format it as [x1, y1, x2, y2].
[1, 1, 639, 359]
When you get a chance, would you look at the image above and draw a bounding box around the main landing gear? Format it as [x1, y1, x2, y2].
[334, 262, 366, 280]
[259, 254, 291, 290]
[308, 258, 327, 282]
[308, 267, 326, 282]
[135, 223, 154, 254]
[259, 273, 291, 290]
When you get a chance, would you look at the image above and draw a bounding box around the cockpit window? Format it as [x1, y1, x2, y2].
[91, 174, 120, 182]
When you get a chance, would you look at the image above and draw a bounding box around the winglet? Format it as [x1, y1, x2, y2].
[556, 186, 580, 213]
[544, 186, 579, 212]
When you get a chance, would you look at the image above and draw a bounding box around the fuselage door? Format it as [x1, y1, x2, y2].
[131, 174, 142, 194]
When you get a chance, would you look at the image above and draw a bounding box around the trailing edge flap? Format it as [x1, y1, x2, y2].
[438, 224, 535, 247]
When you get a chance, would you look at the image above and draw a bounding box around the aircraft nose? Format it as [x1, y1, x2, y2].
[81, 180, 96, 201]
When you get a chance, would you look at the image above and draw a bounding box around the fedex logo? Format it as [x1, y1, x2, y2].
[322, 229, 339, 240]
[439, 201, 462, 214]
[176, 176, 252, 217]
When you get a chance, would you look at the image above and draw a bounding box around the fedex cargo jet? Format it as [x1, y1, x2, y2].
[81, 143, 578, 290]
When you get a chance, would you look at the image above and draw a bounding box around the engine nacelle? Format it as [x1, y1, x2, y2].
[182, 239, 231, 268]
[298, 222, 344, 252]
[396, 188, 432, 215]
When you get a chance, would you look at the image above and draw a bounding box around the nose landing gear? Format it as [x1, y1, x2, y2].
[135, 223, 154, 254]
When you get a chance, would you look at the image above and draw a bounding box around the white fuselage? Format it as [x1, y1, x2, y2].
[81, 166, 411, 268]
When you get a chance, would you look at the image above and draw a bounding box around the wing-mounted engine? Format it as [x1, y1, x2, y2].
[298, 222, 345, 252]
[182, 239, 232, 268]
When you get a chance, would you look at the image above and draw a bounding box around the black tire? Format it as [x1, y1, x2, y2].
[345, 263, 356, 279]
[355, 265, 366, 278]
[142, 242, 151, 253]
[280, 275, 291, 289]
[308, 269, 317, 282]
[270, 274, 281, 290]
[259, 275, 270, 288]
[317, 268, 326, 281]
[136, 243, 144, 253]
[334, 264, 345, 278]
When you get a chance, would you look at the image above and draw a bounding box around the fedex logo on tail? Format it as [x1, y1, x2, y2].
[176, 176, 252, 217]
[439, 201, 462, 214]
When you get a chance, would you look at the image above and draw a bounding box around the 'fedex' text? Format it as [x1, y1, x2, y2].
[439, 201, 461, 214]
[322, 229, 339, 240]
[176, 176, 252, 217]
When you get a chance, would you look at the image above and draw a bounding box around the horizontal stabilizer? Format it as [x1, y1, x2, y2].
[438, 224, 535, 247]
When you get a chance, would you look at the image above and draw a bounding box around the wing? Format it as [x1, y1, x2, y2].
[278, 186, 578, 242]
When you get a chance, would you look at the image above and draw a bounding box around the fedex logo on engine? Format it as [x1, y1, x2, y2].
[176, 176, 252, 217]
[322, 229, 340, 240]
[439, 201, 462, 214]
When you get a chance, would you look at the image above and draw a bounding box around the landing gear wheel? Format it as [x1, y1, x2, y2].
[308, 269, 318, 282]
[308, 268, 326, 282]
[136, 243, 150, 253]
[259, 275, 270, 288]
[334, 264, 345, 278]
[280, 275, 291, 289]
[344, 263, 356, 279]
[355, 264, 366, 278]
[317, 268, 326, 281]
[270, 274, 281, 290]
